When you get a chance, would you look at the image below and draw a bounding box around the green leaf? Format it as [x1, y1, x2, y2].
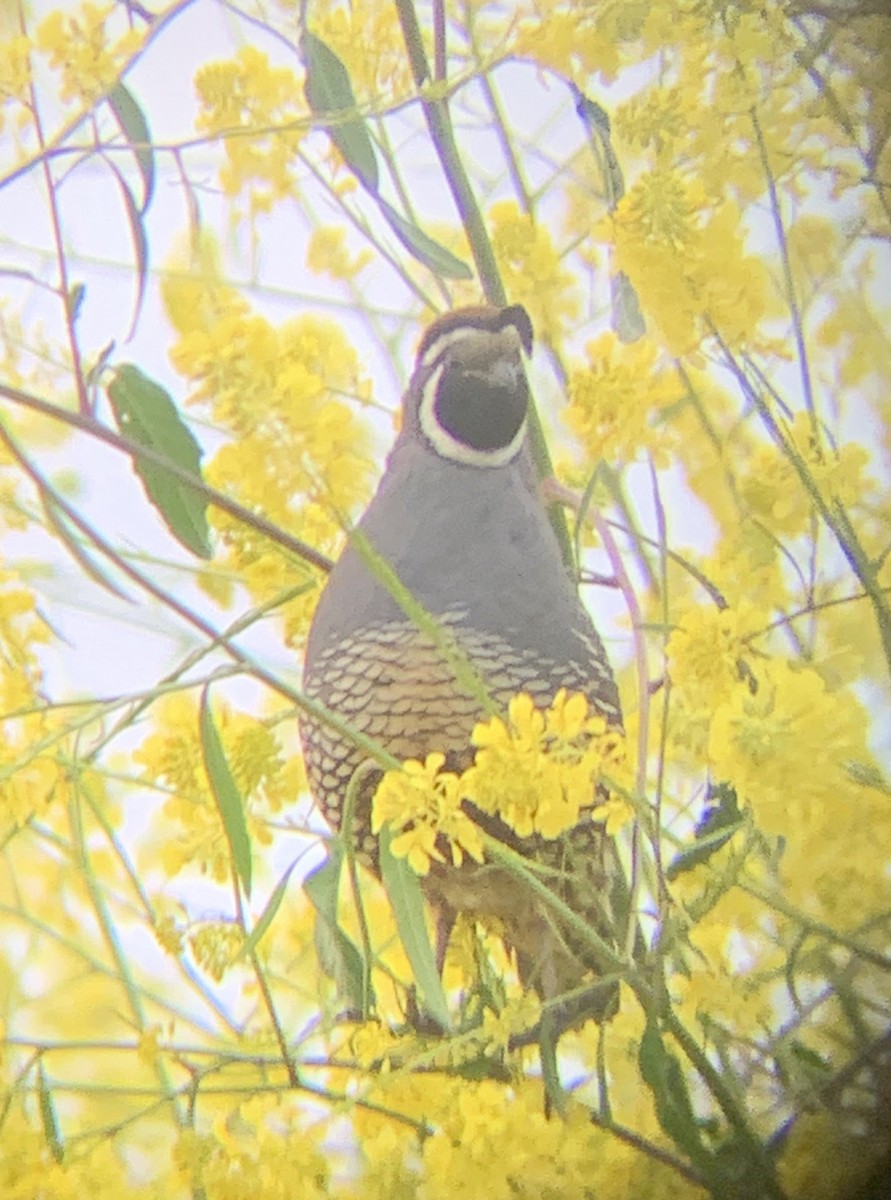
[303, 32, 378, 192]
[37, 1061, 63, 1163]
[611, 271, 645, 344]
[108, 82, 155, 212]
[85, 339, 116, 401]
[235, 860, 298, 962]
[573, 460, 606, 573]
[378, 826, 451, 1031]
[846, 760, 891, 796]
[639, 1020, 708, 1166]
[377, 197, 473, 280]
[200, 690, 252, 898]
[106, 162, 149, 341]
[539, 1011, 566, 1116]
[107, 364, 212, 559]
[67, 282, 86, 323]
[666, 783, 743, 880]
[304, 846, 371, 1014]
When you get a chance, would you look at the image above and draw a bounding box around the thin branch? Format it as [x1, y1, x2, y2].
[593, 512, 650, 961]
[663, 1008, 789, 1200]
[0, 380, 335, 573]
[750, 104, 816, 426]
[588, 1107, 707, 1189]
[67, 780, 186, 1122]
[714, 334, 891, 677]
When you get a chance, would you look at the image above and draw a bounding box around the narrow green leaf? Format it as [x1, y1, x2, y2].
[846, 760, 891, 796]
[41, 495, 132, 603]
[37, 1062, 63, 1163]
[303, 32, 379, 192]
[305, 847, 370, 1014]
[200, 690, 252, 898]
[67, 282, 85, 323]
[573, 460, 606, 574]
[85, 339, 116, 397]
[666, 784, 743, 881]
[611, 271, 645, 344]
[639, 1020, 708, 1166]
[106, 161, 149, 341]
[235, 860, 298, 962]
[378, 826, 451, 1031]
[107, 364, 212, 559]
[539, 1012, 566, 1116]
[377, 197, 473, 280]
[108, 82, 155, 211]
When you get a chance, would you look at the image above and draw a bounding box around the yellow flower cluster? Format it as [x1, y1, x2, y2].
[195, 47, 304, 208]
[0, 566, 60, 832]
[162, 243, 374, 641]
[312, 1, 410, 102]
[565, 331, 685, 465]
[373, 691, 628, 875]
[611, 181, 776, 356]
[667, 599, 767, 715]
[189, 921, 244, 982]
[372, 751, 484, 875]
[465, 690, 627, 838]
[306, 225, 373, 281]
[0, 34, 31, 134]
[35, 3, 140, 105]
[738, 416, 872, 539]
[171, 1097, 331, 1200]
[818, 272, 891, 391]
[488, 200, 580, 344]
[135, 694, 300, 882]
[708, 659, 865, 839]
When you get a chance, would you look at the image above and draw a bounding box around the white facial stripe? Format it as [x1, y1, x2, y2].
[419, 326, 479, 371]
[418, 321, 527, 372]
[418, 363, 527, 467]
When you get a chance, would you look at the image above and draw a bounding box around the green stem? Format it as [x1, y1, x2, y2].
[67, 782, 185, 1121]
[720, 341, 891, 679]
[662, 1008, 788, 1200]
[750, 105, 816, 427]
[481, 835, 630, 977]
[393, 0, 574, 571]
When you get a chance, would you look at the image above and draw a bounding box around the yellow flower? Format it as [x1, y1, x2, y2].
[162, 245, 374, 629]
[312, 3, 410, 101]
[591, 794, 635, 835]
[306, 225, 372, 280]
[488, 199, 580, 344]
[0, 34, 32, 132]
[189, 921, 243, 981]
[461, 690, 627, 840]
[667, 599, 768, 715]
[135, 694, 291, 880]
[708, 660, 865, 839]
[194, 47, 304, 204]
[373, 752, 485, 875]
[565, 331, 684, 464]
[36, 3, 140, 105]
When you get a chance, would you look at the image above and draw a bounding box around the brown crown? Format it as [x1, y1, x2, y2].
[416, 304, 534, 362]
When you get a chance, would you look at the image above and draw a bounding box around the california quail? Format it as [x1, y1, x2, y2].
[300, 304, 623, 1016]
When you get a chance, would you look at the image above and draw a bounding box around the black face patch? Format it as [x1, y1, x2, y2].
[433, 366, 529, 452]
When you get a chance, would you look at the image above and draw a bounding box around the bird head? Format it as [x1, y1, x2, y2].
[405, 304, 534, 467]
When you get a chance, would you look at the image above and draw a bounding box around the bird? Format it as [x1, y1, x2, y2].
[299, 303, 623, 1024]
